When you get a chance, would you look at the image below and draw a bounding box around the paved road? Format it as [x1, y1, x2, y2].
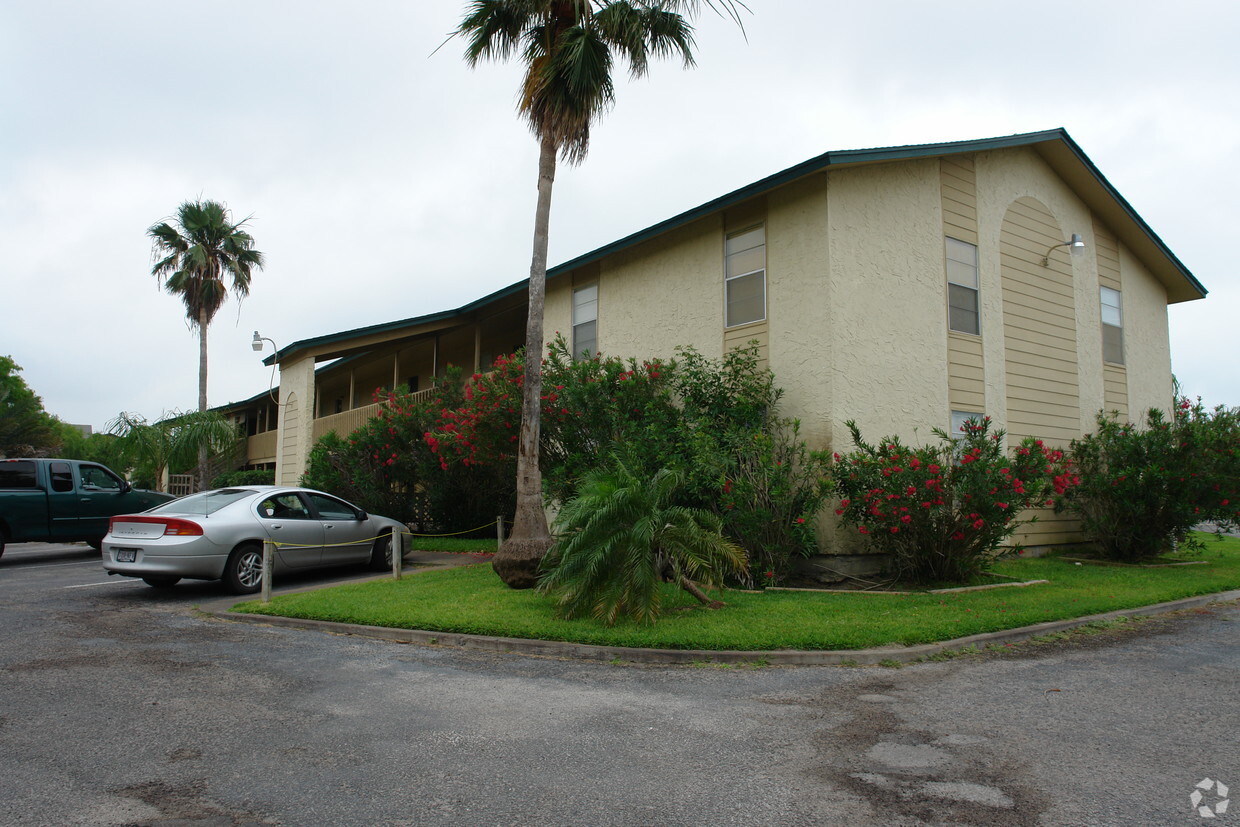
[1, 543, 1237, 826]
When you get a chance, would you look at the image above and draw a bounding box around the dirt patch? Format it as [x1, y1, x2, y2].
[808, 678, 1050, 826]
[114, 779, 275, 825]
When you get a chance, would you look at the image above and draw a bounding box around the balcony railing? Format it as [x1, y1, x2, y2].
[246, 430, 278, 464]
[309, 387, 441, 441]
[313, 403, 382, 441]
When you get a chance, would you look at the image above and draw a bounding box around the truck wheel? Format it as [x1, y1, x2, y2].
[223, 544, 263, 594]
[142, 576, 181, 588]
[368, 532, 393, 571]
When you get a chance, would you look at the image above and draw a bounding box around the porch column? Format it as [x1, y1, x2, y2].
[274, 354, 317, 485]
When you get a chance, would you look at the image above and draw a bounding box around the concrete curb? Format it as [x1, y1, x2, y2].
[199, 587, 1240, 667]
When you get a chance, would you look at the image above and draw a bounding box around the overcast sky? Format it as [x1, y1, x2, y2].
[2, 1, 1236, 431]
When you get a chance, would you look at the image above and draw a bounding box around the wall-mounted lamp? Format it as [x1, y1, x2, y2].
[1041, 233, 1086, 267]
[252, 330, 277, 354]
[252, 331, 282, 406]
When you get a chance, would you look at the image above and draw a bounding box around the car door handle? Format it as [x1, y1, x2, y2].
[324, 524, 334, 530]
[270, 524, 283, 530]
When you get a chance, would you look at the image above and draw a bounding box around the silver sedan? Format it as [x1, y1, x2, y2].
[101, 486, 407, 593]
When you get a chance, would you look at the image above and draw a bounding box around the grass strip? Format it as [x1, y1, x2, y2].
[233, 533, 1240, 652]
[407, 537, 497, 553]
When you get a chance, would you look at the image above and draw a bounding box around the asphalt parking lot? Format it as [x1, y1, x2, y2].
[1, 542, 1236, 826]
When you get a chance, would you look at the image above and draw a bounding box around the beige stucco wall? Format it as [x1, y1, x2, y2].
[825, 159, 949, 451]
[765, 176, 832, 449]
[1120, 244, 1174, 418]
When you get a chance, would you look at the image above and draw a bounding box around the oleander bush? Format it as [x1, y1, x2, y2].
[1058, 398, 1240, 560]
[831, 417, 1077, 583]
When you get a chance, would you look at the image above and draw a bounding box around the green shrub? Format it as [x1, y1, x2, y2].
[301, 372, 514, 530]
[210, 468, 275, 488]
[832, 417, 1075, 583]
[539, 457, 747, 624]
[1059, 399, 1240, 560]
[425, 339, 831, 582]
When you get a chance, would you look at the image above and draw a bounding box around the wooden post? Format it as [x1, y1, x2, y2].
[391, 531, 402, 580]
[261, 539, 274, 603]
[497, 516, 505, 553]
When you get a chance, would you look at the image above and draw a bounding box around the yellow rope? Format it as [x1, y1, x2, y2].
[401, 520, 499, 538]
[266, 519, 499, 549]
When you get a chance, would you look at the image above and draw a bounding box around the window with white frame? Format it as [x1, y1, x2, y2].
[572, 283, 598, 359]
[1101, 286, 1124, 365]
[951, 410, 985, 439]
[725, 225, 766, 328]
[946, 237, 979, 335]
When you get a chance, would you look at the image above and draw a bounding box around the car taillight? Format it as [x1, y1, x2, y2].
[160, 519, 204, 536]
[109, 515, 204, 536]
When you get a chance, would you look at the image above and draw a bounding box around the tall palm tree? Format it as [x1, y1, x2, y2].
[149, 199, 264, 490]
[456, 0, 746, 589]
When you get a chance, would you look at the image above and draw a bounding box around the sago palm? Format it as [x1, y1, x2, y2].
[148, 200, 263, 489]
[539, 459, 748, 625]
[456, 0, 746, 589]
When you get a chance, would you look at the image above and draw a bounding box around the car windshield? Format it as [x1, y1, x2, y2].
[149, 488, 255, 516]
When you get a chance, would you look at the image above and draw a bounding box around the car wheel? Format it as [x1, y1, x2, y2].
[141, 576, 181, 588]
[87, 538, 103, 551]
[223, 544, 264, 594]
[368, 532, 393, 572]
[0, 534, 5, 560]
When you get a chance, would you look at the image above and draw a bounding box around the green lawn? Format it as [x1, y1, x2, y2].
[232, 534, 1240, 651]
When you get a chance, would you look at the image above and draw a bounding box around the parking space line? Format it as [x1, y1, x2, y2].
[62, 580, 142, 589]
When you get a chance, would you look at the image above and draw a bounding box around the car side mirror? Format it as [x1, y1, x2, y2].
[119, 480, 132, 494]
[356, 510, 368, 521]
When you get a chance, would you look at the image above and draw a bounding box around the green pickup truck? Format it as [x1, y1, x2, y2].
[0, 458, 176, 557]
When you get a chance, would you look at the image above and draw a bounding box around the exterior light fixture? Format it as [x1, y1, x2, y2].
[251, 332, 281, 406]
[252, 331, 278, 356]
[1041, 233, 1086, 266]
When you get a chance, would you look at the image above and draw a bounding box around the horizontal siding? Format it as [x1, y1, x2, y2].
[724, 323, 768, 368]
[941, 160, 981, 424]
[941, 157, 977, 245]
[1094, 219, 1122, 292]
[1104, 365, 1129, 418]
[948, 334, 984, 365]
[1002, 196, 1080, 459]
[1015, 510, 1084, 547]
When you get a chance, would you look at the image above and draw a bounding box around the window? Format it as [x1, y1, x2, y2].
[572, 283, 598, 359]
[50, 461, 73, 492]
[80, 464, 122, 491]
[725, 225, 766, 327]
[946, 237, 979, 335]
[307, 492, 360, 521]
[0, 460, 37, 489]
[1101, 287, 1124, 365]
[257, 493, 312, 520]
[951, 410, 984, 439]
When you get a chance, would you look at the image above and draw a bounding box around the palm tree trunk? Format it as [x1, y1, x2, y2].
[197, 307, 209, 492]
[678, 576, 726, 609]
[492, 131, 558, 589]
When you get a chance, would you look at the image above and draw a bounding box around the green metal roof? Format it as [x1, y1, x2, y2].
[269, 128, 1205, 364]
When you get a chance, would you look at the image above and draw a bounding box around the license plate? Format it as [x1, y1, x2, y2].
[116, 549, 137, 563]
